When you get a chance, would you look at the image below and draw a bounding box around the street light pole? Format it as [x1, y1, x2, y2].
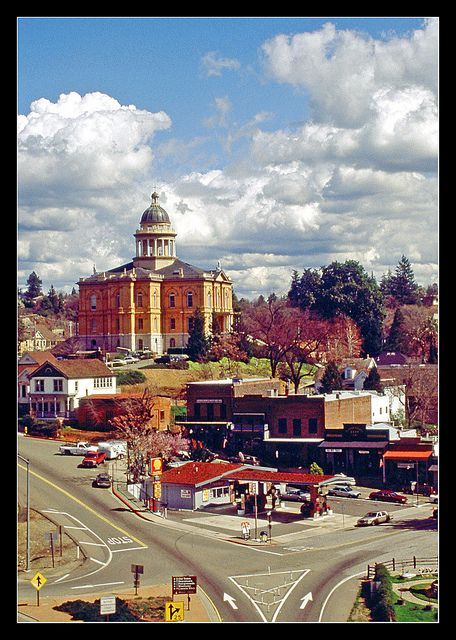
[18, 454, 30, 572]
[254, 491, 258, 540]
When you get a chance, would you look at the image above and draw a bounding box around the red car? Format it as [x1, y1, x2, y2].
[81, 450, 107, 468]
[369, 489, 407, 504]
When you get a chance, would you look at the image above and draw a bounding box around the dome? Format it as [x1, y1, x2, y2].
[140, 192, 170, 224]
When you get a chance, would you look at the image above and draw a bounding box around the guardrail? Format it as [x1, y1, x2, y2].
[367, 556, 438, 579]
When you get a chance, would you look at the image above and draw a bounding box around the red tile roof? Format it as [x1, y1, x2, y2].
[161, 461, 244, 487]
[226, 470, 335, 484]
[161, 462, 335, 488]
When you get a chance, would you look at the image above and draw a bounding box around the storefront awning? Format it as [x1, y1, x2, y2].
[383, 450, 432, 460]
[318, 441, 388, 449]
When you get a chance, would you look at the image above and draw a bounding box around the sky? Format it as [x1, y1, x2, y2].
[17, 16, 438, 301]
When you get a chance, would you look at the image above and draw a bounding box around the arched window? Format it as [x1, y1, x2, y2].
[153, 290, 157, 308]
[90, 294, 97, 310]
[170, 338, 176, 348]
[115, 293, 120, 308]
[137, 292, 143, 307]
[138, 338, 144, 350]
[187, 291, 193, 308]
[207, 291, 212, 308]
[169, 292, 175, 308]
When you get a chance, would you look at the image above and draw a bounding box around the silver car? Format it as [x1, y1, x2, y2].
[356, 510, 391, 526]
[327, 485, 361, 498]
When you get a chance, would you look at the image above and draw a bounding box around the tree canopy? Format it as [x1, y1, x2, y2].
[287, 260, 385, 356]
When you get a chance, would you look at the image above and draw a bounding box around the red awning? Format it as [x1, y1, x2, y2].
[383, 450, 432, 461]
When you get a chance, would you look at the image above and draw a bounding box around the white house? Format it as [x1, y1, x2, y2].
[27, 358, 117, 420]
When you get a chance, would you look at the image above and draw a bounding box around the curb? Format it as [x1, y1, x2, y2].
[111, 484, 158, 522]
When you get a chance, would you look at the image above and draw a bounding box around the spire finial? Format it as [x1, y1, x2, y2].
[151, 190, 159, 204]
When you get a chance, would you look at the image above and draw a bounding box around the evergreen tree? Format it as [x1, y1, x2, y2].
[319, 361, 344, 393]
[389, 255, 420, 305]
[186, 309, 209, 362]
[288, 268, 321, 310]
[363, 366, 384, 393]
[25, 271, 42, 299]
[385, 307, 406, 352]
[40, 284, 61, 315]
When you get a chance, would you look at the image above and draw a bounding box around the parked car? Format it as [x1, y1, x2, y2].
[81, 450, 107, 468]
[369, 489, 407, 504]
[281, 487, 311, 502]
[327, 485, 361, 499]
[59, 441, 94, 456]
[356, 510, 391, 526]
[429, 493, 438, 504]
[93, 472, 111, 488]
[123, 356, 140, 364]
[108, 359, 125, 367]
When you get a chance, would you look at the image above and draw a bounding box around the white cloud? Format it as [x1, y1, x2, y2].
[261, 18, 438, 128]
[17, 21, 438, 300]
[201, 51, 241, 77]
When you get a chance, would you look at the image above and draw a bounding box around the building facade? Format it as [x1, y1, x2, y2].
[77, 192, 234, 355]
[177, 379, 393, 468]
[78, 393, 172, 431]
[27, 359, 117, 419]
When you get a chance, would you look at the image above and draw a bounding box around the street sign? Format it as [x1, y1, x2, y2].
[100, 595, 116, 616]
[165, 601, 184, 621]
[150, 457, 163, 475]
[397, 463, 414, 469]
[172, 575, 197, 595]
[31, 572, 46, 591]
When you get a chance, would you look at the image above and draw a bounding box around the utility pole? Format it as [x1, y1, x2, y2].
[18, 454, 30, 572]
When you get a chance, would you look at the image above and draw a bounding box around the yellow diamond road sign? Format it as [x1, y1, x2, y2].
[31, 572, 46, 591]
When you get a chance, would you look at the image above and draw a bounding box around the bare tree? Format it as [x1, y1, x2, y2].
[242, 298, 306, 377]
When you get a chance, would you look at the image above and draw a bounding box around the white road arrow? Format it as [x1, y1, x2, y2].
[223, 593, 238, 609]
[300, 592, 313, 609]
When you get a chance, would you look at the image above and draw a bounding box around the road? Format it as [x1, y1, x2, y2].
[17, 436, 438, 622]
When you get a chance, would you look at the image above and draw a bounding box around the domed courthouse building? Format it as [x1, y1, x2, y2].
[78, 192, 234, 355]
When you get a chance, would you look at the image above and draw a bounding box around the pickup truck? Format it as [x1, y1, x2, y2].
[81, 450, 107, 468]
[59, 441, 96, 456]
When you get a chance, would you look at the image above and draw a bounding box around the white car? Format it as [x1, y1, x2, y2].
[123, 356, 140, 364]
[429, 493, 438, 504]
[108, 359, 125, 367]
[356, 511, 391, 526]
[327, 485, 361, 499]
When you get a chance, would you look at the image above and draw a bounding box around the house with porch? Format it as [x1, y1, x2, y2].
[26, 358, 117, 420]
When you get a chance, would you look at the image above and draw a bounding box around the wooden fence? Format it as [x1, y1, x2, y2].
[367, 556, 438, 579]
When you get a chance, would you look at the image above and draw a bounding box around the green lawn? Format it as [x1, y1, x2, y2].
[393, 601, 438, 622]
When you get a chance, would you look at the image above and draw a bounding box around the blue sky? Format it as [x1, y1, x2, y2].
[18, 17, 438, 299]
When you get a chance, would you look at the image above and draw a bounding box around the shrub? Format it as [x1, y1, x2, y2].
[116, 370, 147, 385]
[28, 420, 59, 438]
[370, 564, 396, 621]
